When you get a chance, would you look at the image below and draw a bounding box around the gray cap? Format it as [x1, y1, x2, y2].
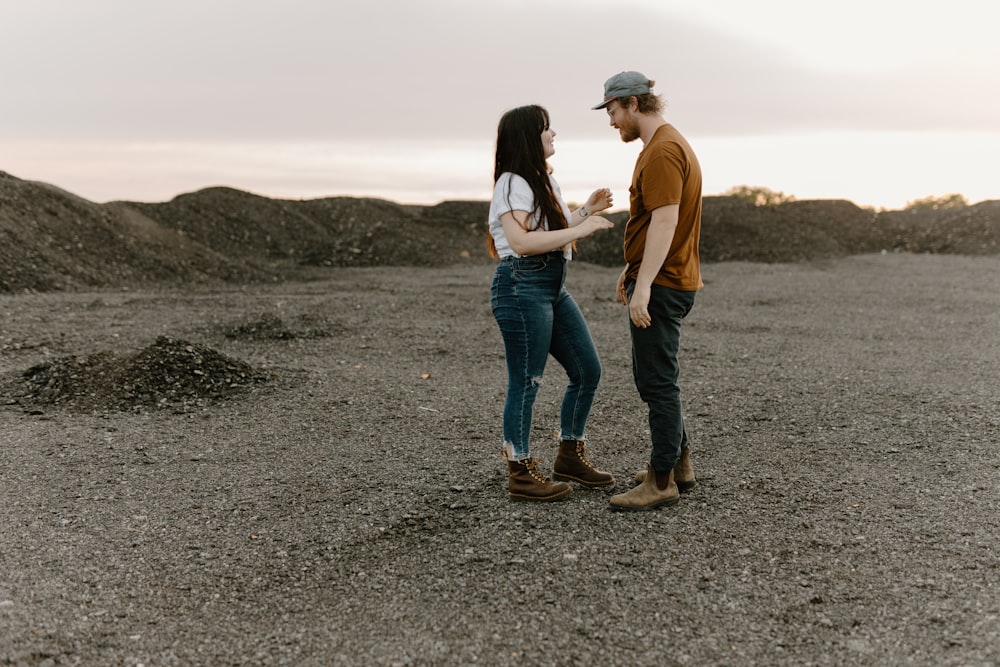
[592, 71, 652, 109]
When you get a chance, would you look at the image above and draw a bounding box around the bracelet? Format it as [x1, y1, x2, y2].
[580, 206, 590, 218]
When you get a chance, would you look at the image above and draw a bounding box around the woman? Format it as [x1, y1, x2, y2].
[488, 104, 616, 502]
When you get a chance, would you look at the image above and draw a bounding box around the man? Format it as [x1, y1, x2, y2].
[592, 71, 703, 511]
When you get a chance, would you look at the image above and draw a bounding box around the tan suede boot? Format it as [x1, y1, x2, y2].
[505, 453, 572, 502]
[673, 445, 696, 491]
[633, 446, 697, 492]
[611, 464, 679, 511]
[552, 439, 615, 487]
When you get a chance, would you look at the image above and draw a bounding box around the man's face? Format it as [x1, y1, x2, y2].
[606, 100, 640, 143]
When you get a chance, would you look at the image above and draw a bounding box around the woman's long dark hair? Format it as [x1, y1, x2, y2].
[487, 105, 569, 258]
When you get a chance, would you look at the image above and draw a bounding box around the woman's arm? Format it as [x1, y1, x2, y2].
[501, 209, 613, 256]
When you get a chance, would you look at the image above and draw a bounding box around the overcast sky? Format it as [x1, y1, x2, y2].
[2, 0, 998, 207]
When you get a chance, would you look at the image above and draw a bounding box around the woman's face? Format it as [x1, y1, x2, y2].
[541, 123, 556, 159]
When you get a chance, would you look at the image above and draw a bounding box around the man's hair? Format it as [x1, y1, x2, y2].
[616, 84, 665, 115]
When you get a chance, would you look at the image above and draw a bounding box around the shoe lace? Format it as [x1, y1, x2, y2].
[575, 443, 597, 470]
[524, 457, 551, 483]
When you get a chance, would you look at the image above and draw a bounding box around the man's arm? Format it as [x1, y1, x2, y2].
[628, 204, 678, 328]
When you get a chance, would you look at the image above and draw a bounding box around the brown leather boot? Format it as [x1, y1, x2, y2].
[633, 445, 696, 492]
[611, 464, 679, 511]
[505, 454, 572, 502]
[552, 439, 615, 487]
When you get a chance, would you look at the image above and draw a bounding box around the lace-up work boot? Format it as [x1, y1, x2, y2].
[504, 453, 572, 502]
[611, 464, 679, 511]
[633, 445, 696, 492]
[552, 439, 615, 487]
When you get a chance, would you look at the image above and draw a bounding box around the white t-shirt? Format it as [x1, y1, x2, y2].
[488, 172, 573, 259]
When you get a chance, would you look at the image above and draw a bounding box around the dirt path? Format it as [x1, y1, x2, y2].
[2, 254, 999, 666]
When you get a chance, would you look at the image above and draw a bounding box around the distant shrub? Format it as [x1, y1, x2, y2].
[722, 185, 796, 207]
[905, 193, 968, 210]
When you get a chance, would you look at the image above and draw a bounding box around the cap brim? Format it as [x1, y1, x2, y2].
[592, 100, 612, 110]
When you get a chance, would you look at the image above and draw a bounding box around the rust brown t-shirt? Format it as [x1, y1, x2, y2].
[623, 123, 703, 291]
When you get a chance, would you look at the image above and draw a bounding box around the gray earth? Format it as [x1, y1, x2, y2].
[1, 254, 999, 666]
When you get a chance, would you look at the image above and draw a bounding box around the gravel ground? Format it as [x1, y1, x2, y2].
[1, 254, 999, 666]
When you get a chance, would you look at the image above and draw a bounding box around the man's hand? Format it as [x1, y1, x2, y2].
[629, 283, 652, 328]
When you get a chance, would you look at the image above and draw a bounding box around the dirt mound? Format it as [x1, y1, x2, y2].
[127, 187, 347, 262]
[878, 200, 1000, 254]
[575, 198, 883, 264]
[698, 197, 886, 262]
[580, 197, 1000, 264]
[128, 190, 488, 268]
[11, 335, 268, 412]
[2, 169, 998, 294]
[293, 197, 488, 267]
[218, 312, 334, 340]
[0, 172, 266, 292]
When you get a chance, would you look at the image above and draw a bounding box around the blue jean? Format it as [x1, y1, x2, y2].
[628, 282, 696, 473]
[491, 252, 602, 460]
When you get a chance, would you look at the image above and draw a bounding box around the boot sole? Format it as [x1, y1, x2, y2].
[509, 487, 572, 502]
[552, 473, 615, 488]
[609, 495, 680, 512]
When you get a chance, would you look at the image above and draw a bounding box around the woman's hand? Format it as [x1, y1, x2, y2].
[585, 188, 614, 215]
[577, 215, 614, 238]
[615, 267, 628, 305]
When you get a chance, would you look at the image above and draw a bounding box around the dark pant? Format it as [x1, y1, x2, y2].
[491, 253, 602, 459]
[628, 282, 696, 473]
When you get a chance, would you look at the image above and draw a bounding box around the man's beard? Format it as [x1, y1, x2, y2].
[618, 119, 641, 143]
